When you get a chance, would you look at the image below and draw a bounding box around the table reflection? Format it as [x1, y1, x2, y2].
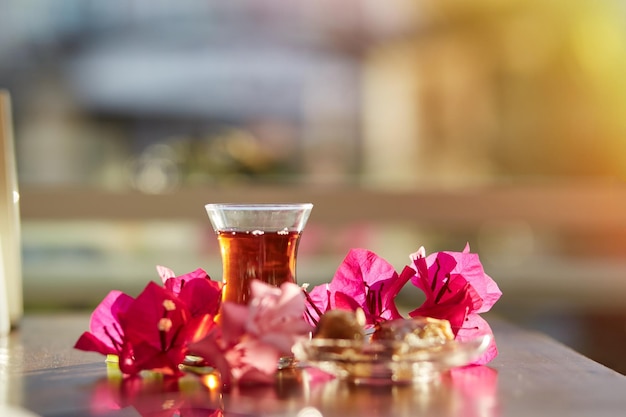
[448, 366, 500, 417]
[90, 368, 224, 417]
[300, 366, 499, 417]
[83, 365, 498, 417]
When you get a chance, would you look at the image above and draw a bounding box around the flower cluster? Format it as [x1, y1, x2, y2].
[75, 244, 501, 385]
[75, 267, 311, 385]
[188, 280, 313, 386]
[304, 244, 502, 364]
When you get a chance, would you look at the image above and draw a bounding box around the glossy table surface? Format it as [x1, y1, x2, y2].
[1, 313, 626, 417]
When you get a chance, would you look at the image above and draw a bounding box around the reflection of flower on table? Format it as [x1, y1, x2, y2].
[223, 368, 307, 417]
[301, 365, 499, 417]
[448, 366, 500, 417]
[75, 243, 501, 386]
[90, 369, 223, 417]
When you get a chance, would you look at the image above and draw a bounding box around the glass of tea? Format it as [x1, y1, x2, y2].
[205, 203, 313, 306]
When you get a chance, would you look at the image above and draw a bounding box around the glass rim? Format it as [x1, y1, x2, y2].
[205, 203, 313, 211]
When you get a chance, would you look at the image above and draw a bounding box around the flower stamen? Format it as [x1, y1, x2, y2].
[365, 282, 384, 319]
[158, 318, 173, 332]
[431, 259, 442, 291]
[302, 287, 325, 326]
[103, 325, 123, 354]
[167, 324, 184, 351]
[434, 274, 452, 304]
[158, 318, 173, 351]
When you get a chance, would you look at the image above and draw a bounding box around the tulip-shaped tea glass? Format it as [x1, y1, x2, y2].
[205, 203, 313, 306]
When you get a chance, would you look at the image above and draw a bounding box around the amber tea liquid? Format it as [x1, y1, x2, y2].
[217, 230, 302, 305]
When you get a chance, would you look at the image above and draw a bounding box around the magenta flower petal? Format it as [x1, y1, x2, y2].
[407, 252, 477, 335]
[160, 267, 222, 318]
[120, 283, 186, 344]
[443, 244, 502, 313]
[117, 282, 203, 375]
[408, 279, 475, 335]
[333, 291, 362, 311]
[74, 290, 133, 355]
[455, 314, 498, 365]
[74, 332, 116, 356]
[119, 340, 182, 377]
[176, 277, 222, 318]
[305, 249, 409, 326]
[409, 250, 457, 297]
[162, 267, 213, 294]
[303, 284, 331, 325]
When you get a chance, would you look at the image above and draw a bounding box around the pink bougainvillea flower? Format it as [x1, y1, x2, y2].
[157, 266, 222, 318]
[304, 249, 410, 327]
[406, 248, 477, 335]
[201, 302, 286, 386]
[407, 244, 502, 364]
[117, 282, 214, 376]
[191, 280, 312, 386]
[76, 282, 215, 377]
[224, 280, 313, 353]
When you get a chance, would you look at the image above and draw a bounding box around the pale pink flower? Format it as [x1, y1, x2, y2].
[192, 280, 313, 386]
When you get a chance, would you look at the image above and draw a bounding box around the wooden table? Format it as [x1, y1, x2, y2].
[1, 313, 625, 417]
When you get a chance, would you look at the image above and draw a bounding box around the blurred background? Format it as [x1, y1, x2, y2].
[1, 0, 625, 372]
